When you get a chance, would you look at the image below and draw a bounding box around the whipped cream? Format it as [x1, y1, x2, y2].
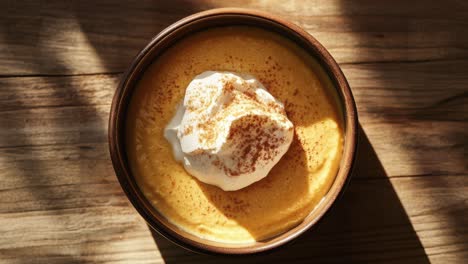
[164, 71, 294, 191]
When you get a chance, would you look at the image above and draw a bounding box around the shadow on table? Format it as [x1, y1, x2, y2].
[149, 125, 430, 263]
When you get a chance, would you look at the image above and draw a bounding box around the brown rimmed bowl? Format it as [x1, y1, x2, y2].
[109, 8, 358, 255]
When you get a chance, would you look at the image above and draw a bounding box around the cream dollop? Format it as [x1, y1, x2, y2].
[164, 71, 293, 191]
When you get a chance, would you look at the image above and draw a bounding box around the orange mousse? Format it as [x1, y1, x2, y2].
[126, 26, 344, 243]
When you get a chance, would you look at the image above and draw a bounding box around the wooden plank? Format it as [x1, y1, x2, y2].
[0, 175, 466, 263]
[344, 60, 468, 122]
[2, 59, 467, 119]
[1, 1, 468, 75]
[0, 143, 113, 190]
[0, 105, 108, 147]
[0, 74, 120, 112]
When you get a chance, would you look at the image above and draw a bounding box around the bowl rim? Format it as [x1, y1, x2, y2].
[108, 7, 358, 255]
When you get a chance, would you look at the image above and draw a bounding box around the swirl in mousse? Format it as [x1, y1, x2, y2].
[164, 71, 294, 191]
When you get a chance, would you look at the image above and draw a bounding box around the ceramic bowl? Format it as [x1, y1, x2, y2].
[109, 8, 358, 255]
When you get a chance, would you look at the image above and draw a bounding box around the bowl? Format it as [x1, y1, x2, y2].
[108, 8, 358, 255]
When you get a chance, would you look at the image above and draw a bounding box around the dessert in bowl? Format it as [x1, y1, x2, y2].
[109, 8, 357, 254]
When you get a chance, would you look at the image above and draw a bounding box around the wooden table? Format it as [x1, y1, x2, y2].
[1, 1, 467, 263]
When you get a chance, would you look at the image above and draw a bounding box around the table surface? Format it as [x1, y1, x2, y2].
[1, 1, 467, 263]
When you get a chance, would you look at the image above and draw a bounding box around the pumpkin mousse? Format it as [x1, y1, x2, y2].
[125, 26, 344, 243]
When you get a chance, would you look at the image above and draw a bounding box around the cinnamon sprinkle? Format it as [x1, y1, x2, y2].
[185, 73, 292, 177]
[211, 114, 287, 177]
[182, 125, 193, 136]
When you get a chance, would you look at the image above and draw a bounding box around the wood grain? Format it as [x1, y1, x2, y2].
[0, 176, 466, 264]
[1, 0, 468, 75]
[0, 0, 467, 263]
